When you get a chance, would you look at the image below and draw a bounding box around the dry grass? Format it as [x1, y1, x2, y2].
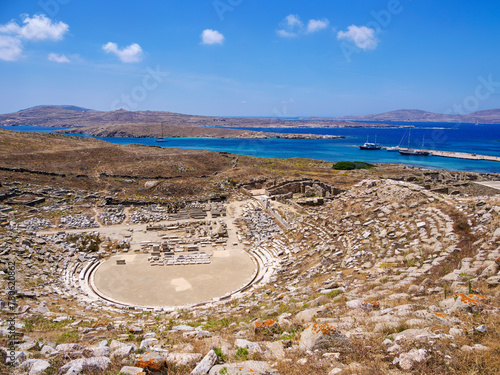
[274, 354, 333, 375]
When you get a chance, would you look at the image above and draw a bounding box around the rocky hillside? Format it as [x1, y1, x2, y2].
[0, 129, 235, 180]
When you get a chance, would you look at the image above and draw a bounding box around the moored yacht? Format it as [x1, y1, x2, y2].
[398, 131, 431, 156]
[359, 135, 381, 150]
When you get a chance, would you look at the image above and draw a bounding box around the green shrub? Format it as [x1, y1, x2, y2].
[214, 347, 227, 363]
[332, 161, 375, 170]
[235, 347, 249, 361]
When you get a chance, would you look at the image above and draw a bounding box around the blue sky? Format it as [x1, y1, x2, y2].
[0, 0, 499, 117]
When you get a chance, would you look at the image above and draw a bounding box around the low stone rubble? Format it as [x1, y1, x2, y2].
[60, 215, 99, 229]
[99, 206, 126, 225]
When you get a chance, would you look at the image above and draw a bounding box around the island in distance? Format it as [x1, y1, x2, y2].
[0, 105, 433, 139]
[2, 105, 500, 139]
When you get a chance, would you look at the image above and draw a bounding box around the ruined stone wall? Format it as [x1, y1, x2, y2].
[265, 178, 340, 198]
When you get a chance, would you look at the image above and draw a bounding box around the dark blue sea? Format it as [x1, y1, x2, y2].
[2, 122, 500, 173]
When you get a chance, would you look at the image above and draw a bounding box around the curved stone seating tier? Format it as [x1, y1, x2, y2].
[49, 202, 285, 312]
[278, 179, 469, 282]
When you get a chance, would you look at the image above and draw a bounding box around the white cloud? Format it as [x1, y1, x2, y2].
[276, 29, 297, 38]
[102, 42, 143, 63]
[278, 15, 329, 38]
[201, 29, 224, 45]
[307, 19, 329, 34]
[0, 14, 69, 62]
[285, 14, 303, 29]
[337, 25, 379, 50]
[0, 35, 23, 61]
[48, 52, 70, 63]
[0, 14, 69, 41]
[276, 14, 303, 38]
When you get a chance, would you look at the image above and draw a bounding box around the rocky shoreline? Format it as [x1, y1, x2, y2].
[56, 127, 345, 140]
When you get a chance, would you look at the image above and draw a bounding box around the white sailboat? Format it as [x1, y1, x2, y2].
[387, 128, 408, 152]
[156, 123, 167, 142]
[399, 130, 431, 156]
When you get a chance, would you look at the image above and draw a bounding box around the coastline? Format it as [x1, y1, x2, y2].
[426, 150, 500, 163]
[384, 148, 500, 163]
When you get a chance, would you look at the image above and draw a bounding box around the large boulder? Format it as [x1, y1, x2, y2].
[299, 323, 351, 352]
[20, 359, 51, 375]
[235, 339, 263, 354]
[166, 352, 202, 367]
[394, 329, 434, 343]
[139, 338, 159, 350]
[134, 351, 167, 372]
[60, 357, 111, 374]
[481, 263, 499, 277]
[451, 294, 488, 313]
[397, 348, 429, 370]
[88, 340, 110, 357]
[294, 307, 323, 324]
[29, 359, 52, 374]
[190, 349, 217, 375]
[110, 340, 137, 359]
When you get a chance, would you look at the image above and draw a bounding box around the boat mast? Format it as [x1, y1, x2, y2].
[398, 128, 408, 148]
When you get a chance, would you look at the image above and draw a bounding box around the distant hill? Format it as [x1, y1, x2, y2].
[0, 106, 179, 128]
[336, 109, 500, 124]
[3, 105, 498, 139]
[3, 106, 500, 128]
[0, 106, 259, 128]
[22, 105, 95, 112]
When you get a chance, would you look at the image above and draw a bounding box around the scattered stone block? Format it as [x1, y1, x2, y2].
[20, 359, 51, 375]
[486, 275, 500, 288]
[166, 352, 203, 366]
[60, 357, 111, 375]
[299, 323, 351, 352]
[191, 349, 217, 375]
[134, 351, 166, 372]
[397, 348, 429, 370]
[139, 338, 159, 351]
[452, 294, 488, 312]
[119, 366, 145, 375]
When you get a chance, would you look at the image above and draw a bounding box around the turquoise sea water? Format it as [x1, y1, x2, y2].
[2, 123, 500, 173]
